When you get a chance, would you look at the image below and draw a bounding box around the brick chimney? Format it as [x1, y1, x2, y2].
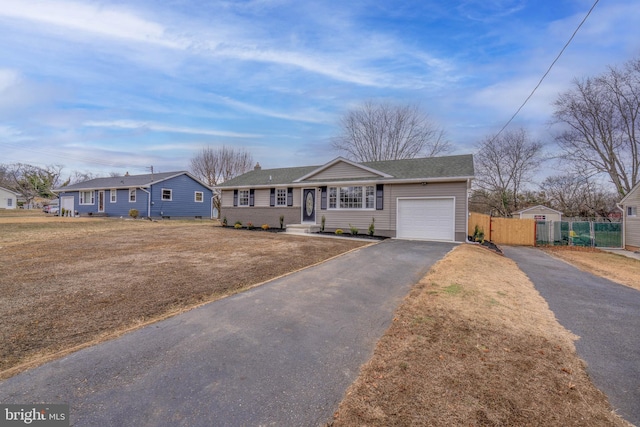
[254, 162, 262, 171]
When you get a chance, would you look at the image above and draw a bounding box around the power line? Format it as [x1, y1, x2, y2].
[491, 0, 600, 141]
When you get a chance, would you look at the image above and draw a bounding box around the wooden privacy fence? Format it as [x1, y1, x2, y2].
[468, 212, 536, 246]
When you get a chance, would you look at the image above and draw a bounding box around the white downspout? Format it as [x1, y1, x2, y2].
[140, 187, 151, 219]
[616, 203, 625, 249]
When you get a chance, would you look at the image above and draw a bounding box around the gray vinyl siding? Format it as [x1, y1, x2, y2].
[222, 207, 299, 229]
[624, 187, 640, 250]
[220, 188, 301, 208]
[318, 182, 468, 241]
[308, 162, 379, 180]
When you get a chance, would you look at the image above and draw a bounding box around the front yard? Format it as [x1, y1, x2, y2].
[0, 215, 368, 377]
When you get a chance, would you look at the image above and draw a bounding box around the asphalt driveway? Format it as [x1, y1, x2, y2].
[0, 239, 455, 426]
[503, 246, 640, 426]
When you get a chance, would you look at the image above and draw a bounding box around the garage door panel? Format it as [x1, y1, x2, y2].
[397, 198, 454, 241]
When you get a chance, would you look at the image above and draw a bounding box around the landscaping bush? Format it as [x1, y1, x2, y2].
[368, 218, 375, 236]
[349, 224, 359, 235]
[261, 224, 270, 230]
[335, 229, 344, 235]
[129, 209, 139, 219]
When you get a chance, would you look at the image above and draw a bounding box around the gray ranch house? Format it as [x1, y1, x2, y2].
[217, 154, 474, 242]
[620, 182, 640, 251]
[53, 171, 214, 219]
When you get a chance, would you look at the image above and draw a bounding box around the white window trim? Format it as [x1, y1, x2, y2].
[275, 188, 287, 206]
[79, 190, 95, 205]
[628, 206, 637, 217]
[327, 185, 375, 210]
[110, 189, 117, 203]
[194, 191, 203, 203]
[238, 189, 250, 207]
[161, 188, 173, 201]
[129, 188, 136, 203]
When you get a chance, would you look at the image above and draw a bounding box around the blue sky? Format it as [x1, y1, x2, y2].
[1, 0, 639, 179]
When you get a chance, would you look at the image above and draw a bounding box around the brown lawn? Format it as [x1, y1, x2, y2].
[330, 244, 628, 426]
[541, 246, 640, 291]
[0, 215, 368, 378]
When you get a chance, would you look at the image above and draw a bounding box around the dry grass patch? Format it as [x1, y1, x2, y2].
[0, 218, 368, 378]
[330, 244, 626, 426]
[541, 246, 640, 291]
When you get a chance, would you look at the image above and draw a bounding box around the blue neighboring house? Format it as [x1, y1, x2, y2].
[53, 171, 213, 219]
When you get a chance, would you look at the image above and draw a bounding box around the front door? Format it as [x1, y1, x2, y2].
[98, 190, 105, 213]
[302, 188, 316, 223]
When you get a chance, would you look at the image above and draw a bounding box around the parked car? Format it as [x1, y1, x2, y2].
[49, 206, 59, 215]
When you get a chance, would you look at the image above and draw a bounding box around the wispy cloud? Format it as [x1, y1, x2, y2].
[83, 120, 262, 138]
[0, 0, 186, 49]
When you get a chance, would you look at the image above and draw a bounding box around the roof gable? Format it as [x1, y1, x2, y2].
[513, 205, 564, 215]
[294, 157, 392, 182]
[620, 181, 640, 204]
[0, 186, 20, 196]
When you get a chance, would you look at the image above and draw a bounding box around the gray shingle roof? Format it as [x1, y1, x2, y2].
[218, 154, 474, 188]
[54, 171, 189, 192]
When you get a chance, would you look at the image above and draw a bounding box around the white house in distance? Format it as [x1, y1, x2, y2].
[512, 205, 563, 222]
[0, 186, 19, 209]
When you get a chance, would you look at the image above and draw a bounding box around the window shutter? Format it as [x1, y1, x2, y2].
[233, 189, 238, 207]
[376, 184, 384, 210]
[270, 188, 275, 207]
[287, 188, 293, 206]
[249, 189, 255, 207]
[320, 186, 327, 210]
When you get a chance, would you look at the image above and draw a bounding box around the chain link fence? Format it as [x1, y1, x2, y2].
[536, 221, 622, 248]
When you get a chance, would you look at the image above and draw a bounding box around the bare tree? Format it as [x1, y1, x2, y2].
[540, 174, 618, 219]
[473, 128, 545, 217]
[189, 145, 253, 216]
[332, 101, 451, 162]
[553, 57, 640, 197]
[4, 163, 63, 207]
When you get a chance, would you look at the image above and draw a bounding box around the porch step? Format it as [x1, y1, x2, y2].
[285, 224, 321, 235]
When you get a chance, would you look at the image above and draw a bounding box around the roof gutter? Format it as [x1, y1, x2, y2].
[215, 176, 476, 190]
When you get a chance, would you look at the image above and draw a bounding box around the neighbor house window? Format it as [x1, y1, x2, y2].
[328, 185, 375, 209]
[79, 190, 94, 205]
[162, 189, 172, 201]
[238, 190, 249, 206]
[110, 189, 117, 203]
[276, 188, 287, 206]
[129, 188, 136, 203]
[534, 215, 546, 221]
[194, 191, 203, 202]
[628, 206, 637, 217]
[7, 198, 12, 207]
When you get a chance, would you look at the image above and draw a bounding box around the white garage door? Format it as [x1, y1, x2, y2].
[397, 198, 455, 241]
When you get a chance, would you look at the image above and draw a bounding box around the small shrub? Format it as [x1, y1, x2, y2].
[279, 214, 285, 229]
[129, 208, 139, 219]
[368, 217, 375, 236]
[261, 224, 270, 230]
[234, 220, 242, 226]
[234, 223, 243, 229]
[473, 225, 485, 243]
[321, 215, 326, 232]
[246, 222, 254, 230]
[222, 216, 228, 226]
[61, 208, 66, 217]
[349, 224, 359, 235]
[335, 229, 344, 235]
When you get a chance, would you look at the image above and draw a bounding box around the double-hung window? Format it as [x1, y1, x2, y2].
[628, 206, 638, 217]
[110, 189, 117, 203]
[275, 188, 287, 206]
[129, 188, 136, 203]
[79, 190, 94, 205]
[194, 191, 203, 202]
[328, 185, 375, 209]
[238, 190, 250, 206]
[162, 189, 172, 201]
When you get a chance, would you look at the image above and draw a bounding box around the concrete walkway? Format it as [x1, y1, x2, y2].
[503, 246, 640, 426]
[0, 240, 455, 426]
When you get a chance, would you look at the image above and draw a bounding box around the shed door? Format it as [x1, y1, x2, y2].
[397, 198, 455, 241]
